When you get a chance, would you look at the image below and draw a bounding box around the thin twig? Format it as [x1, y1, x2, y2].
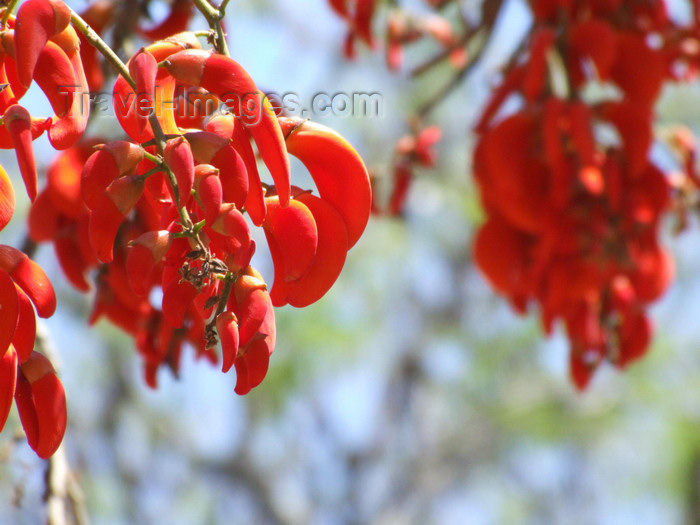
[413, 0, 505, 119]
[192, 0, 230, 55]
[69, 9, 135, 90]
[415, 50, 478, 119]
[410, 26, 478, 78]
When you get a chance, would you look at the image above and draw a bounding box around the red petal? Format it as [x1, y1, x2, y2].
[0, 245, 56, 318]
[569, 348, 597, 391]
[283, 192, 349, 307]
[127, 230, 171, 296]
[231, 120, 267, 225]
[30, 40, 78, 118]
[194, 164, 222, 224]
[28, 190, 62, 242]
[139, 0, 193, 41]
[0, 164, 15, 230]
[88, 197, 126, 263]
[129, 48, 158, 136]
[47, 27, 90, 150]
[0, 270, 19, 355]
[279, 118, 371, 247]
[210, 203, 251, 252]
[164, 136, 195, 206]
[216, 311, 239, 373]
[4, 104, 38, 201]
[0, 344, 17, 432]
[263, 196, 318, 286]
[234, 336, 271, 395]
[617, 312, 652, 367]
[232, 273, 268, 335]
[12, 286, 37, 363]
[54, 235, 91, 292]
[162, 280, 198, 327]
[17, 352, 67, 458]
[14, 0, 71, 88]
[82, 141, 144, 209]
[212, 144, 248, 209]
[610, 32, 665, 107]
[47, 142, 94, 217]
[473, 214, 532, 302]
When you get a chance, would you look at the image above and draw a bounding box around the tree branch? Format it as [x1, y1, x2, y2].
[35, 325, 90, 525]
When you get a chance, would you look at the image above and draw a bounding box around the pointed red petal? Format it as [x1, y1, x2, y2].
[0, 164, 15, 231]
[216, 311, 239, 373]
[129, 48, 158, 136]
[14, 0, 71, 87]
[235, 336, 271, 395]
[0, 344, 17, 432]
[212, 144, 248, 209]
[263, 196, 318, 285]
[4, 104, 38, 201]
[18, 352, 67, 458]
[164, 136, 195, 206]
[12, 286, 37, 363]
[54, 235, 91, 292]
[279, 118, 371, 247]
[0, 270, 19, 355]
[283, 192, 349, 307]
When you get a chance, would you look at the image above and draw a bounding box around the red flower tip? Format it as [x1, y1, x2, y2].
[216, 311, 239, 373]
[164, 136, 195, 206]
[193, 164, 222, 224]
[4, 104, 38, 201]
[0, 164, 15, 231]
[263, 196, 318, 303]
[15, 351, 67, 459]
[278, 192, 349, 308]
[14, 0, 71, 88]
[280, 118, 371, 248]
[82, 141, 144, 209]
[0, 245, 56, 318]
[0, 345, 17, 433]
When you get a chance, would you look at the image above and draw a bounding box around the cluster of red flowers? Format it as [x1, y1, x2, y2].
[0, 0, 372, 458]
[473, 0, 687, 388]
[0, 0, 70, 459]
[327, 0, 699, 388]
[0, 238, 65, 459]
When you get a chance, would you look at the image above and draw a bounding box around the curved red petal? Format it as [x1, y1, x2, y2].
[0, 246, 56, 318]
[283, 193, 349, 307]
[280, 118, 371, 248]
[12, 286, 37, 363]
[0, 270, 19, 355]
[0, 344, 17, 432]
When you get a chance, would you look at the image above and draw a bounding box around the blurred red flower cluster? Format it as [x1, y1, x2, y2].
[329, 0, 700, 388]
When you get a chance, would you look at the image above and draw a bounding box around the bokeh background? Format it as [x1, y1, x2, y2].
[3, 0, 700, 523]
